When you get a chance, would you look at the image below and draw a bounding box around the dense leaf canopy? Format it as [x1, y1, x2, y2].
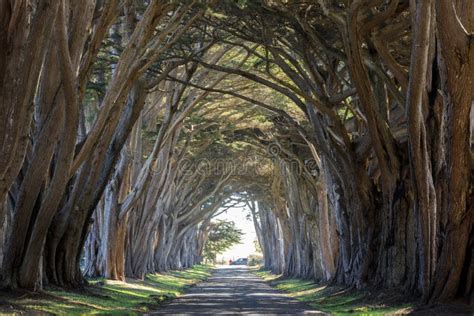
[0, 0, 471, 306]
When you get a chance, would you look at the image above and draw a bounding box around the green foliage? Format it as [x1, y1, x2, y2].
[337, 105, 354, 121]
[0, 265, 212, 315]
[255, 271, 414, 315]
[248, 253, 263, 266]
[203, 220, 243, 262]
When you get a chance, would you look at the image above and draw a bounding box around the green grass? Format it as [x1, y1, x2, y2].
[0, 265, 213, 315]
[255, 270, 414, 315]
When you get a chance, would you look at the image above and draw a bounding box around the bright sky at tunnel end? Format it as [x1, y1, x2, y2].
[214, 206, 258, 262]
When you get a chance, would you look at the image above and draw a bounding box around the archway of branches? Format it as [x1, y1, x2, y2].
[0, 0, 472, 306]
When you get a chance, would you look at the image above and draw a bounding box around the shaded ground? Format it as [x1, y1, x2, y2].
[153, 266, 321, 315]
[0, 265, 212, 315]
[1, 265, 470, 315]
[256, 271, 413, 315]
[256, 271, 473, 315]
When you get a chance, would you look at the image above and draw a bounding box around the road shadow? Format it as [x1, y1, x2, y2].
[153, 266, 322, 315]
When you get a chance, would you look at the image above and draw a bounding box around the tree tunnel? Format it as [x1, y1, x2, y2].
[0, 0, 472, 307]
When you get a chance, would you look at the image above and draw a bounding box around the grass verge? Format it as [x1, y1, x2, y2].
[0, 264, 213, 315]
[255, 270, 414, 315]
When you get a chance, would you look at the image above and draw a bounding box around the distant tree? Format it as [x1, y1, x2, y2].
[203, 220, 243, 263]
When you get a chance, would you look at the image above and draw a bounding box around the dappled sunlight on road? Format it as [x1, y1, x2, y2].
[153, 267, 323, 315]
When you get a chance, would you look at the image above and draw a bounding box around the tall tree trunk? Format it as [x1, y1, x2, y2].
[428, 0, 473, 302]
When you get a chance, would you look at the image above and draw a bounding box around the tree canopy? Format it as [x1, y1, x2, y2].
[0, 0, 472, 306]
[202, 220, 243, 263]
